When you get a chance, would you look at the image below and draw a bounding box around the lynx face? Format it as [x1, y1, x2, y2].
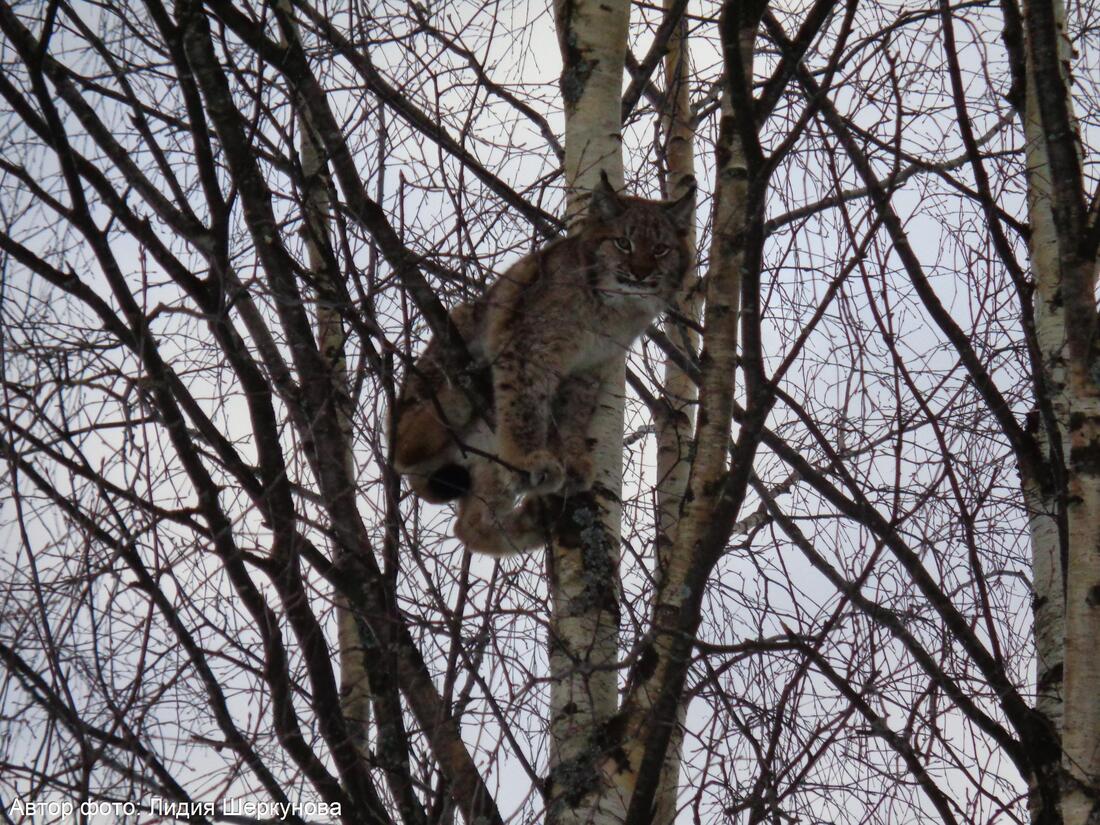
[584, 182, 693, 309]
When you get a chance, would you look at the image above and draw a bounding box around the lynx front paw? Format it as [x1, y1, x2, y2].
[515, 450, 565, 495]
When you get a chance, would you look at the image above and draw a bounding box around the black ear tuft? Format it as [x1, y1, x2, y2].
[589, 171, 625, 221]
[427, 464, 471, 501]
[665, 178, 697, 230]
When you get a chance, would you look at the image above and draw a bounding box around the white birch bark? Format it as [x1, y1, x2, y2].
[1022, 0, 1100, 820]
[607, 84, 747, 802]
[279, 6, 371, 758]
[653, 6, 698, 821]
[547, 1, 630, 822]
[1061, 383, 1100, 825]
[1022, 15, 1067, 747]
[655, 0, 699, 579]
[593, 13, 757, 816]
[301, 123, 372, 757]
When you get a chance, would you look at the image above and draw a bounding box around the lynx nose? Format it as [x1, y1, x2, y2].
[631, 255, 654, 281]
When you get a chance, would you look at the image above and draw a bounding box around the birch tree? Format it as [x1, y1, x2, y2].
[652, 3, 698, 820]
[545, 1, 629, 820]
[278, 2, 374, 761]
[1017, 0, 1100, 817]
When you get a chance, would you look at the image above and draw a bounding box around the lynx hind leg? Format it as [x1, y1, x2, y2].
[455, 461, 546, 556]
[403, 413, 495, 504]
[405, 459, 471, 504]
[393, 365, 471, 475]
[392, 301, 487, 484]
[392, 384, 472, 503]
[551, 372, 602, 493]
[392, 382, 473, 475]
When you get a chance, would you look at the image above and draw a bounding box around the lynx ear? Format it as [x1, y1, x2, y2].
[589, 171, 625, 221]
[665, 178, 697, 231]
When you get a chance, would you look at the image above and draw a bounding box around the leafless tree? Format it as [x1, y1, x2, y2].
[0, 0, 1097, 824]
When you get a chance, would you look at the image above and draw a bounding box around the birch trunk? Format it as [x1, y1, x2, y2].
[1061, 326, 1100, 825]
[653, 5, 698, 821]
[1020, 0, 1100, 820]
[279, 7, 372, 758]
[547, 1, 630, 822]
[301, 125, 373, 758]
[594, 6, 760, 819]
[1022, 7, 1067, 751]
[604, 82, 748, 815]
[1021, 78, 1068, 814]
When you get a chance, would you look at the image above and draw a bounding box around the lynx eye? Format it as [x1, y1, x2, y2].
[614, 237, 632, 252]
[653, 244, 670, 257]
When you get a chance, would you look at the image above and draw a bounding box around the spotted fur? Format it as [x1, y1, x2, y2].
[392, 174, 695, 555]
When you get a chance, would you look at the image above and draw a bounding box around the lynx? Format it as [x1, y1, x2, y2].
[393, 173, 694, 555]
